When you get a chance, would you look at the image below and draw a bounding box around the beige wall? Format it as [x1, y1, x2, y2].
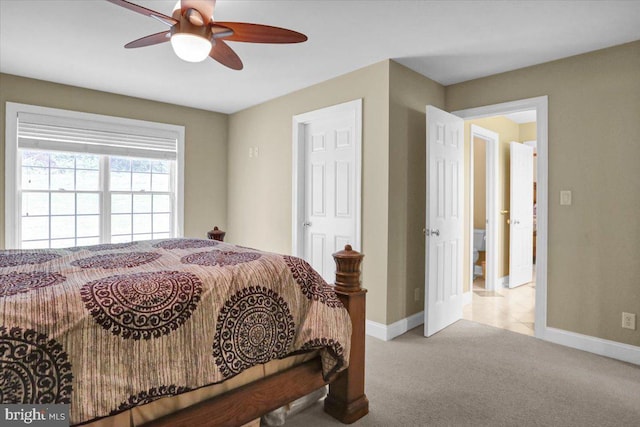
[447, 40, 640, 346]
[388, 61, 445, 323]
[227, 60, 445, 325]
[228, 61, 391, 324]
[473, 137, 487, 229]
[519, 121, 537, 142]
[0, 73, 228, 246]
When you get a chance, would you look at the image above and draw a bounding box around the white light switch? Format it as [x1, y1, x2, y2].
[560, 190, 572, 206]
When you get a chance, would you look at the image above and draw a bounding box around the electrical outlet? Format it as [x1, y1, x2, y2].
[248, 147, 253, 158]
[622, 312, 636, 330]
[254, 147, 259, 157]
[414, 288, 421, 302]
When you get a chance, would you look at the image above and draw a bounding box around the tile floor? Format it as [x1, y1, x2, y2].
[463, 270, 536, 336]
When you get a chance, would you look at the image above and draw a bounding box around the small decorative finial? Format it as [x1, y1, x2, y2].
[207, 226, 226, 242]
[333, 245, 364, 292]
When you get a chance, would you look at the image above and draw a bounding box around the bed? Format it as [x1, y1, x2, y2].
[0, 234, 368, 426]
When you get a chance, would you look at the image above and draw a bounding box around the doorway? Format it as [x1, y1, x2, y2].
[454, 96, 547, 339]
[291, 99, 362, 282]
[464, 112, 537, 336]
[468, 125, 499, 293]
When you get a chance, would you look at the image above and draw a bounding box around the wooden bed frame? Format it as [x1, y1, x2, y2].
[142, 233, 369, 427]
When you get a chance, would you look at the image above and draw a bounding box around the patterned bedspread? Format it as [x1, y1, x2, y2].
[0, 239, 351, 425]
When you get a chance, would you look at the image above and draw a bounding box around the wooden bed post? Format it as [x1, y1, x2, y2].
[207, 226, 226, 242]
[325, 245, 369, 423]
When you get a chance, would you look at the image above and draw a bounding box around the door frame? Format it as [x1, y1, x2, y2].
[468, 125, 500, 292]
[291, 99, 363, 257]
[453, 96, 548, 339]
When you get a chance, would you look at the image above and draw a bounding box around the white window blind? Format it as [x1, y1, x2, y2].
[17, 112, 179, 160]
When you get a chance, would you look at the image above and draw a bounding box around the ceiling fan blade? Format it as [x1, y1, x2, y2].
[125, 31, 172, 49]
[210, 24, 233, 38]
[209, 39, 243, 70]
[214, 22, 307, 44]
[105, 0, 178, 26]
[181, 0, 216, 25]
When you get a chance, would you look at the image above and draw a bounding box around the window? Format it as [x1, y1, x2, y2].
[6, 103, 184, 249]
[109, 157, 174, 243]
[21, 151, 102, 248]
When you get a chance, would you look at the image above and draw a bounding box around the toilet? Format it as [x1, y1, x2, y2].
[473, 229, 486, 278]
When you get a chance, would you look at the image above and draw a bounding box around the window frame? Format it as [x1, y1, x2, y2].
[5, 102, 185, 249]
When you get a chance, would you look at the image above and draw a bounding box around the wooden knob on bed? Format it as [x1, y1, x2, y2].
[332, 245, 364, 292]
[207, 226, 226, 242]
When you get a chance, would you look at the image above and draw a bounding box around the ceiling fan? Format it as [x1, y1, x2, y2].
[106, 0, 307, 70]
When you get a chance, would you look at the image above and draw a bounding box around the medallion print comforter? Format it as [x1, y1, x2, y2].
[0, 239, 351, 425]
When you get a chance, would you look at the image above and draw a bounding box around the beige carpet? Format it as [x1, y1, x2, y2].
[282, 320, 640, 426]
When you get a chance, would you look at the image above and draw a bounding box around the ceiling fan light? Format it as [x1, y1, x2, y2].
[170, 33, 212, 62]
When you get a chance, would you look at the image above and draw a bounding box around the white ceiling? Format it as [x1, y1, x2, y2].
[1, 1, 639, 114]
[503, 110, 536, 124]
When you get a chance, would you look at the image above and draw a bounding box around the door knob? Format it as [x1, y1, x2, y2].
[430, 229, 440, 237]
[303, 222, 312, 227]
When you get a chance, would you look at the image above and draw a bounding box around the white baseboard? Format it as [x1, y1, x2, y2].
[499, 275, 509, 287]
[366, 311, 640, 365]
[542, 326, 640, 365]
[366, 311, 424, 341]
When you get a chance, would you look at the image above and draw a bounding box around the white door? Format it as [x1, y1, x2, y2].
[424, 106, 464, 337]
[509, 141, 534, 288]
[302, 108, 359, 282]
